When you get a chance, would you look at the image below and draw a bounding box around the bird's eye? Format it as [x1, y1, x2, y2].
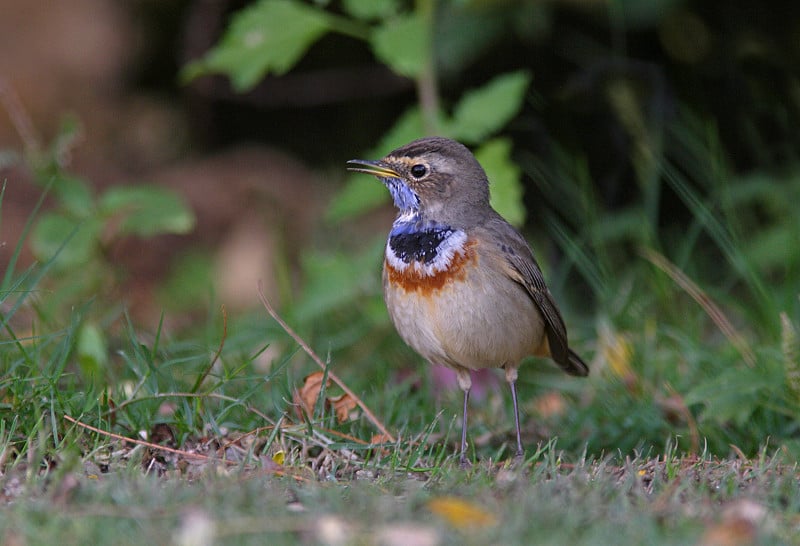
[410, 164, 428, 179]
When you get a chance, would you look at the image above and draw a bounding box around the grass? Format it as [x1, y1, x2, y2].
[0, 443, 798, 544]
[1, 260, 799, 543]
[2, 111, 800, 543]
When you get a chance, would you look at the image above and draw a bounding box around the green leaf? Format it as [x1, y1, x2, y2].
[77, 323, 109, 377]
[447, 71, 532, 143]
[52, 175, 94, 217]
[99, 185, 195, 237]
[371, 13, 428, 78]
[182, 0, 331, 91]
[475, 138, 525, 227]
[343, 0, 397, 19]
[30, 213, 100, 268]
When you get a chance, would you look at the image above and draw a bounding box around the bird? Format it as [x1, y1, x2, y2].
[347, 136, 588, 466]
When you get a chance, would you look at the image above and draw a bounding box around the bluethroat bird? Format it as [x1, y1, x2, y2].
[347, 137, 588, 465]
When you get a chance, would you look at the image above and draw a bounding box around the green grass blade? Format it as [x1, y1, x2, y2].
[661, 161, 775, 323]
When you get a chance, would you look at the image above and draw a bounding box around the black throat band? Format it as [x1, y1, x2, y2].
[388, 228, 454, 264]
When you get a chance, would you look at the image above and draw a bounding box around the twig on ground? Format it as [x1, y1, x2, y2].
[257, 281, 395, 442]
[64, 414, 237, 465]
[63, 414, 306, 481]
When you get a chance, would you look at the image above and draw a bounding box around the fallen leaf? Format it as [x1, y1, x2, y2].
[599, 323, 638, 391]
[295, 372, 358, 424]
[370, 434, 394, 444]
[427, 496, 497, 529]
[330, 393, 357, 422]
[297, 371, 328, 416]
[369, 433, 395, 456]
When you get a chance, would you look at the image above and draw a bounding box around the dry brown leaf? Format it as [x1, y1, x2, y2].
[330, 393, 358, 423]
[295, 372, 359, 424]
[427, 496, 497, 530]
[295, 371, 329, 421]
[368, 433, 395, 456]
[298, 371, 328, 412]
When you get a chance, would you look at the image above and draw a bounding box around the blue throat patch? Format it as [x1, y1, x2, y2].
[382, 177, 419, 212]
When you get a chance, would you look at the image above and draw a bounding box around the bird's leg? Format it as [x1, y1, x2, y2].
[459, 387, 471, 467]
[506, 367, 524, 459]
[456, 369, 472, 468]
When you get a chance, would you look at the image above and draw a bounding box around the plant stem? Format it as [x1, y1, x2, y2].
[416, 0, 440, 134]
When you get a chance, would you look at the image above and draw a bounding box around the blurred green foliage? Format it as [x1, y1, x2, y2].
[21, 117, 195, 274]
[185, 0, 530, 225]
[1, 115, 195, 380]
[183, 0, 337, 90]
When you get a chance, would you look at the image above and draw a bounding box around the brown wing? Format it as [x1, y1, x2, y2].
[484, 216, 589, 377]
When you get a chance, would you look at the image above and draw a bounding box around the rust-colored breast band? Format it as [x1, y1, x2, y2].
[385, 240, 477, 295]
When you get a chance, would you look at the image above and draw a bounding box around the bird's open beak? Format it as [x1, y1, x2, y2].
[346, 159, 400, 178]
[347, 159, 419, 212]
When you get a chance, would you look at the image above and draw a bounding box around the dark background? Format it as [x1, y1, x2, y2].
[1, 0, 798, 324]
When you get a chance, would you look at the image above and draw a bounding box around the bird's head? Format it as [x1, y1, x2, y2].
[347, 137, 491, 228]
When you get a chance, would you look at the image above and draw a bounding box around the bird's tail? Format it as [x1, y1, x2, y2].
[564, 348, 589, 377]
